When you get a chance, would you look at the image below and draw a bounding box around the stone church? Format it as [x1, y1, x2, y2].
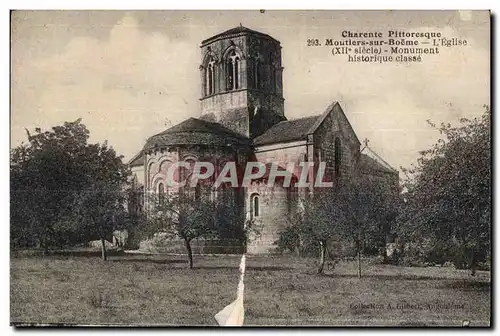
[127, 25, 398, 254]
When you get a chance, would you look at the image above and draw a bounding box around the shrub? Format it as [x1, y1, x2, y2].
[274, 227, 300, 254]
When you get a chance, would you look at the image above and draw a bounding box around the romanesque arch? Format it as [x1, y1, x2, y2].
[250, 192, 260, 219]
[202, 50, 219, 96]
[335, 137, 342, 178]
[223, 45, 244, 91]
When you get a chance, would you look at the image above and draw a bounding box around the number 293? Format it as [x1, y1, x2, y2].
[307, 39, 321, 46]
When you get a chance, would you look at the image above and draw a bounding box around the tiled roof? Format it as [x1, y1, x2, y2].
[359, 153, 397, 175]
[144, 117, 251, 150]
[128, 150, 144, 167]
[202, 25, 279, 45]
[252, 115, 320, 146]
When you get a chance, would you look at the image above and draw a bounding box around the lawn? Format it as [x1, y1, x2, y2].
[10, 254, 491, 326]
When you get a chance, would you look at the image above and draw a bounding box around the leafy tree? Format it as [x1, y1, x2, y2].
[73, 181, 128, 260]
[72, 141, 131, 260]
[285, 189, 351, 274]
[275, 178, 398, 276]
[342, 178, 398, 277]
[10, 119, 130, 254]
[144, 190, 217, 268]
[274, 214, 302, 256]
[143, 187, 255, 268]
[397, 106, 491, 273]
[11, 120, 90, 250]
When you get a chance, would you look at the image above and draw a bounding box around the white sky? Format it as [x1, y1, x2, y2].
[10, 10, 490, 171]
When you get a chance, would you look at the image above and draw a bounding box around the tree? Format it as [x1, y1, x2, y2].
[72, 141, 130, 260]
[144, 186, 256, 268]
[274, 209, 303, 256]
[342, 178, 398, 277]
[397, 106, 491, 273]
[10, 119, 130, 254]
[275, 178, 398, 276]
[73, 182, 128, 260]
[297, 189, 351, 274]
[144, 190, 218, 268]
[11, 120, 90, 250]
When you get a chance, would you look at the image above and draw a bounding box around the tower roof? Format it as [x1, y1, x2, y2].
[144, 117, 251, 151]
[201, 25, 279, 46]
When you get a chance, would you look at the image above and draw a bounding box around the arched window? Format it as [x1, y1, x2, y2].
[158, 182, 165, 205]
[251, 194, 260, 218]
[270, 66, 276, 93]
[334, 138, 342, 178]
[148, 161, 157, 184]
[254, 59, 261, 89]
[226, 59, 233, 90]
[234, 58, 240, 90]
[205, 58, 216, 96]
[269, 52, 276, 93]
[226, 50, 240, 91]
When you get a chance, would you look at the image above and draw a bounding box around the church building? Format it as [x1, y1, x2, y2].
[128, 25, 398, 254]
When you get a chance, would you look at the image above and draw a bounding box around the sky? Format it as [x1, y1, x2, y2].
[10, 10, 490, 171]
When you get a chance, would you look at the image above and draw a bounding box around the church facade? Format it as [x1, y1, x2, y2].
[128, 26, 398, 254]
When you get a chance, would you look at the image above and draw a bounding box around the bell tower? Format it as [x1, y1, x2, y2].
[199, 25, 285, 138]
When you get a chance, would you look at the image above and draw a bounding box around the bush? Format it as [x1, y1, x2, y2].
[274, 227, 300, 254]
[396, 237, 490, 270]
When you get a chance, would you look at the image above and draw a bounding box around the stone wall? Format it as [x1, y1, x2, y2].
[145, 145, 247, 192]
[139, 236, 245, 254]
[311, 103, 361, 184]
[255, 140, 308, 167]
[246, 184, 294, 254]
[245, 143, 307, 254]
[246, 104, 366, 253]
[131, 165, 145, 187]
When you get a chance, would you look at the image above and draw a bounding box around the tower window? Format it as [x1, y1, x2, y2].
[234, 58, 239, 90]
[334, 138, 342, 178]
[271, 66, 276, 93]
[226, 50, 240, 91]
[269, 52, 275, 93]
[254, 59, 261, 89]
[205, 58, 216, 96]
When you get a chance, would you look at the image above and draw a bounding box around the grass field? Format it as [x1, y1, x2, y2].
[10, 254, 491, 326]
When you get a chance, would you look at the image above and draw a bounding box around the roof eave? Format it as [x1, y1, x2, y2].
[201, 30, 280, 46]
[253, 136, 308, 147]
[127, 149, 144, 166]
[360, 147, 398, 173]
